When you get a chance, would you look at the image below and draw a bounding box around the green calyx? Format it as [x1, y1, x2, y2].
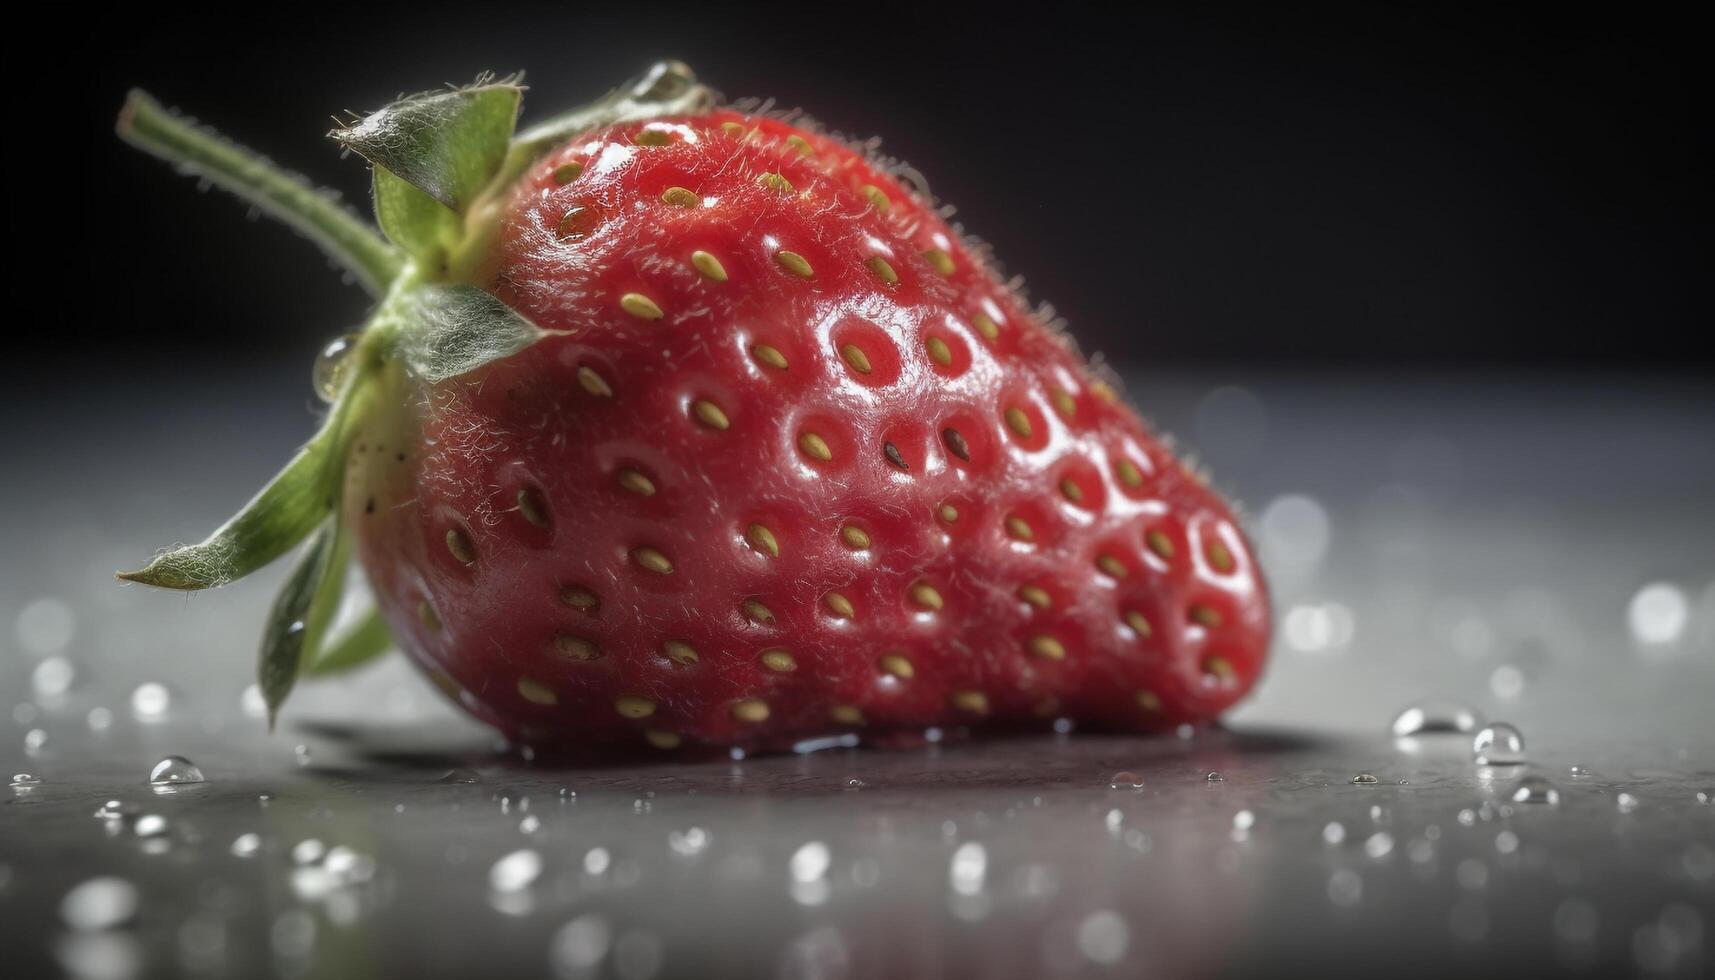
[115, 61, 714, 723]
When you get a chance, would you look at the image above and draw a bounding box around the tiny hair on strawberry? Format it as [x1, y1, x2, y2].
[116, 61, 1271, 755]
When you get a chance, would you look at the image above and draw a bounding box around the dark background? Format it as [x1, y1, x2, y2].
[21, 3, 1710, 375]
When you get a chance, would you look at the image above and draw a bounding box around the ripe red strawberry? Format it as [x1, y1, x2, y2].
[117, 63, 1269, 755]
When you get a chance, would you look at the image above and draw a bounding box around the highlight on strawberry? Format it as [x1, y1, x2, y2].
[116, 61, 1272, 755]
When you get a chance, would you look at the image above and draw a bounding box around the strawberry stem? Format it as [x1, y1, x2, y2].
[118, 89, 405, 295]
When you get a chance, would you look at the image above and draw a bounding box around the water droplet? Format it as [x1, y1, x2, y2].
[1617, 792, 1640, 813]
[130, 682, 171, 721]
[1472, 723, 1526, 765]
[1569, 765, 1593, 777]
[1494, 830, 1520, 854]
[1696, 791, 1713, 806]
[1108, 771, 1145, 790]
[1364, 832, 1394, 859]
[438, 768, 481, 784]
[1282, 602, 1356, 653]
[231, 833, 261, 858]
[132, 814, 168, 838]
[583, 847, 611, 875]
[1351, 773, 1380, 784]
[1205, 771, 1225, 782]
[489, 849, 543, 892]
[1322, 822, 1346, 845]
[9, 773, 40, 788]
[292, 839, 326, 865]
[844, 777, 865, 790]
[93, 800, 132, 821]
[1488, 664, 1525, 700]
[1628, 582, 1688, 645]
[312, 333, 360, 402]
[148, 756, 204, 786]
[950, 842, 987, 895]
[668, 827, 709, 857]
[1512, 777, 1560, 805]
[32, 657, 76, 698]
[239, 685, 267, 719]
[790, 841, 831, 884]
[60, 877, 139, 931]
[1233, 810, 1256, 831]
[552, 914, 612, 973]
[1392, 699, 1482, 737]
[519, 815, 541, 835]
[1075, 909, 1130, 964]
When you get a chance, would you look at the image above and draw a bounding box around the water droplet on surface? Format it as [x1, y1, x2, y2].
[1488, 664, 1525, 700]
[1076, 909, 1130, 964]
[60, 877, 139, 931]
[32, 656, 76, 698]
[949, 842, 987, 896]
[552, 914, 613, 973]
[1351, 773, 1380, 784]
[1322, 822, 1346, 845]
[292, 839, 326, 865]
[148, 756, 204, 786]
[1391, 699, 1482, 737]
[1108, 771, 1145, 790]
[10, 773, 40, 788]
[94, 800, 132, 821]
[489, 849, 543, 892]
[1617, 792, 1640, 813]
[1494, 830, 1520, 854]
[312, 333, 359, 402]
[790, 841, 831, 883]
[668, 827, 709, 857]
[438, 768, 481, 784]
[1282, 602, 1356, 653]
[1364, 832, 1394, 859]
[1512, 776, 1560, 805]
[583, 847, 611, 876]
[1568, 765, 1592, 777]
[131, 814, 168, 838]
[1472, 723, 1526, 765]
[844, 778, 865, 790]
[1232, 810, 1256, 831]
[231, 833, 261, 858]
[130, 682, 170, 721]
[1628, 582, 1688, 645]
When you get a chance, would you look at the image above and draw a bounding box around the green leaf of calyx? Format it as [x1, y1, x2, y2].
[332, 80, 522, 259]
[258, 518, 358, 726]
[116, 411, 350, 591]
[396, 284, 547, 382]
[303, 607, 395, 677]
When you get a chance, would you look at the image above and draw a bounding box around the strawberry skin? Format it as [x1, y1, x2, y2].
[347, 111, 1271, 753]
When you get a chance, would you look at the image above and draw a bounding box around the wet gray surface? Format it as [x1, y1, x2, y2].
[4, 367, 1713, 979]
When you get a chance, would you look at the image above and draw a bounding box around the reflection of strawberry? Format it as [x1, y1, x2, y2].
[117, 63, 1269, 753]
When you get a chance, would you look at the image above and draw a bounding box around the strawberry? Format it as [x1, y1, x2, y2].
[117, 62, 1270, 754]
